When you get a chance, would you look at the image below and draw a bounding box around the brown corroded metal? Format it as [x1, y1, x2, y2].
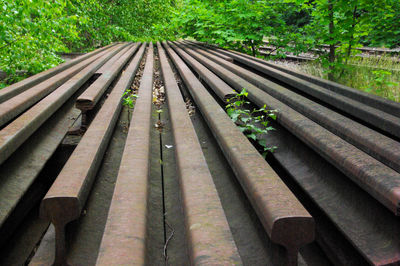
[187, 42, 400, 138]
[96, 43, 152, 265]
[265, 121, 400, 265]
[177, 42, 400, 216]
[164, 41, 314, 265]
[191, 40, 400, 118]
[0, 95, 80, 247]
[168, 42, 236, 101]
[158, 42, 242, 265]
[74, 43, 134, 110]
[95, 44, 129, 74]
[0, 44, 124, 166]
[0, 43, 128, 128]
[40, 43, 146, 266]
[0, 43, 117, 104]
[76, 43, 141, 111]
[180, 42, 400, 174]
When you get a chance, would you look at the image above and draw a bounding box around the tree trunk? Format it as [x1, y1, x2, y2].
[251, 40, 256, 57]
[347, 5, 358, 59]
[328, 1, 335, 81]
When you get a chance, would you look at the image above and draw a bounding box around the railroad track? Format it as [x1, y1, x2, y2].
[261, 41, 400, 57]
[258, 42, 400, 71]
[0, 40, 399, 266]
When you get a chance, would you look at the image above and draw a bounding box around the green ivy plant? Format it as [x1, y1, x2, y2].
[226, 88, 277, 157]
[122, 89, 138, 108]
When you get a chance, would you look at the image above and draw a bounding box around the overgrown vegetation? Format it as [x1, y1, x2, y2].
[0, 0, 177, 87]
[226, 89, 277, 156]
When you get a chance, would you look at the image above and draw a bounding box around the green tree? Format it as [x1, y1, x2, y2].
[0, 0, 179, 87]
[0, 0, 81, 84]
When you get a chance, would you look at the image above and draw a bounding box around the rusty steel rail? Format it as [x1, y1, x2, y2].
[264, 122, 400, 265]
[0, 97, 80, 246]
[96, 43, 153, 266]
[167, 43, 235, 102]
[164, 41, 314, 265]
[158, 42, 242, 265]
[95, 44, 129, 74]
[0, 44, 128, 128]
[40, 44, 146, 266]
[190, 42, 400, 133]
[248, 50, 400, 116]
[190, 40, 400, 118]
[0, 43, 117, 104]
[176, 42, 400, 216]
[263, 40, 400, 55]
[76, 43, 141, 111]
[178, 42, 400, 174]
[0, 44, 124, 166]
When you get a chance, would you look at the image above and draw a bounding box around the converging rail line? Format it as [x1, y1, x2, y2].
[0, 41, 399, 266]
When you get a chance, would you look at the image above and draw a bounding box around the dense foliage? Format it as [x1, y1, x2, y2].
[1, 0, 399, 86]
[174, 0, 399, 80]
[0, 0, 177, 86]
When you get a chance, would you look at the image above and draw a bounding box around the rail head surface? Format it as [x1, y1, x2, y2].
[186, 42, 400, 140]
[158, 42, 242, 265]
[0, 44, 125, 166]
[193, 40, 400, 118]
[40, 43, 146, 266]
[96, 42, 152, 265]
[0, 43, 117, 104]
[169, 42, 236, 101]
[75, 44, 135, 110]
[176, 42, 400, 216]
[164, 41, 314, 265]
[183, 42, 400, 174]
[76, 43, 141, 111]
[0, 45, 118, 128]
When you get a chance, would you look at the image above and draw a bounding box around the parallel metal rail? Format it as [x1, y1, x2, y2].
[0, 41, 399, 266]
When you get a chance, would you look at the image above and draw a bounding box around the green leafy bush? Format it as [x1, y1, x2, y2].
[226, 89, 277, 157]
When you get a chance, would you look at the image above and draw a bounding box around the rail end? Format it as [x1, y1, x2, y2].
[271, 216, 315, 265]
[40, 197, 81, 266]
[75, 99, 94, 111]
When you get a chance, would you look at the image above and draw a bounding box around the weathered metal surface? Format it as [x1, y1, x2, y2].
[0, 93, 80, 244]
[187, 43, 400, 137]
[96, 43, 153, 266]
[168, 42, 236, 101]
[94, 44, 129, 74]
[0, 44, 124, 166]
[0, 43, 117, 104]
[158, 42, 242, 265]
[190, 40, 400, 117]
[177, 43, 400, 216]
[179, 42, 400, 174]
[31, 107, 130, 266]
[39, 43, 146, 266]
[164, 41, 314, 265]
[198, 41, 400, 117]
[76, 43, 141, 111]
[265, 121, 400, 265]
[0, 44, 127, 128]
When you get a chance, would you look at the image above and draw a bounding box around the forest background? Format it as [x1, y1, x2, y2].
[1, 0, 399, 99]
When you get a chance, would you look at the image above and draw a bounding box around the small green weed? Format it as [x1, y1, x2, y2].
[363, 70, 399, 100]
[292, 55, 400, 102]
[122, 89, 138, 108]
[226, 88, 277, 157]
